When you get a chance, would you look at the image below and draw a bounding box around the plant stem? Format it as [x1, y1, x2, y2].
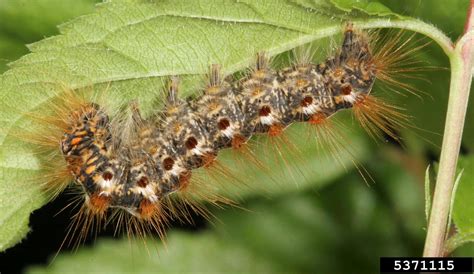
[423, 0, 474, 257]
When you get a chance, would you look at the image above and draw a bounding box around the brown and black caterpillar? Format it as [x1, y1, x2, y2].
[28, 25, 416, 244]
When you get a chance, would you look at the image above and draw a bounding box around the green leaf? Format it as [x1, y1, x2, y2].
[330, 0, 400, 17]
[443, 155, 474, 256]
[0, 169, 47, 251]
[446, 168, 464, 239]
[446, 232, 474, 255]
[452, 156, 474, 234]
[0, 0, 403, 251]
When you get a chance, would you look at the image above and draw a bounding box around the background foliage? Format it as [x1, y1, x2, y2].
[0, 0, 472, 273]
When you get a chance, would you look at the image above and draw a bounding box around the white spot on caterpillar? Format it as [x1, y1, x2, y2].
[133, 184, 158, 203]
[303, 104, 320, 115]
[169, 163, 185, 177]
[191, 144, 205, 156]
[98, 177, 117, 196]
[342, 92, 357, 104]
[260, 114, 276, 125]
[221, 125, 235, 138]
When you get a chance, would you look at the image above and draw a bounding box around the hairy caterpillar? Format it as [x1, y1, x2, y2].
[23, 24, 420, 247]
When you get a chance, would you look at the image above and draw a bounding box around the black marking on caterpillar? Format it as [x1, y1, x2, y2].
[59, 26, 377, 228]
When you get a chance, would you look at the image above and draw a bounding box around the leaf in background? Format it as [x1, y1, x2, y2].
[330, 0, 401, 17]
[0, 0, 404, 251]
[444, 155, 474, 254]
[26, 160, 424, 274]
[452, 156, 474, 234]
[0, 34, 27, 73]
[0, 0, 97, 72]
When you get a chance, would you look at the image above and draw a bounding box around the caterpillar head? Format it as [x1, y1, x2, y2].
[327, 27, 377, 109]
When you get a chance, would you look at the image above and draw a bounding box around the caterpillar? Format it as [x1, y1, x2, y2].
[25, 24, 418, 246]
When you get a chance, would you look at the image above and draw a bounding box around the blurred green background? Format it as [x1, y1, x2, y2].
[0, 0, 473, 273]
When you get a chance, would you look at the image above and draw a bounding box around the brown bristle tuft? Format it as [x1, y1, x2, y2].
[268, 124, 284, 137]
[353, 94, 411, 142]
[369, 29, 433, 97]
[231, 134, 247, 149]
[309, 113, 326, 125]
[201, 152, 217, 168]
[178, 171, 193, 190]
[138, 199, 159, 220]
[36, 160, 74, 199]
[87, 193, 110, 215]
